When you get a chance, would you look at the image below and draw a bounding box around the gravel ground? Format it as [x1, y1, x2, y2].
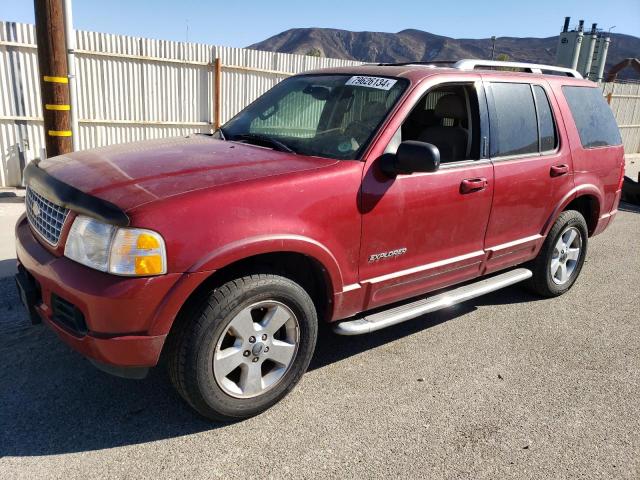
[0, 204, 638, 479]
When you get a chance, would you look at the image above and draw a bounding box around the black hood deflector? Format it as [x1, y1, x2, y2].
[24, 161, 130, 226]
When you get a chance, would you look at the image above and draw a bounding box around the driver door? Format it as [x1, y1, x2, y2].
[359, 79, 494, 309]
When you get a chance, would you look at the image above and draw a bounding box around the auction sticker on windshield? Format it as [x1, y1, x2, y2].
[345, 76, 397, 90]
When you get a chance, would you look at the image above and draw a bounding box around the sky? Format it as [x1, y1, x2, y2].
[1, 0, 639, 47]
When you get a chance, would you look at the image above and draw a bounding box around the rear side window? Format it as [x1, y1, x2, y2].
[562, 86, 622, 148]
[532, 86, 557, 152]
[488, 83, 538, 157]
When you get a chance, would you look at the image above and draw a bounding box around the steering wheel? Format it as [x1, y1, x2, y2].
[344, 120, 371, 142]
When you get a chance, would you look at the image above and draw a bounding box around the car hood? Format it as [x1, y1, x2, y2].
[38, 136, 338, 211]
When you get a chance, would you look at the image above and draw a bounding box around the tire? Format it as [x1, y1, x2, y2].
[527, 210, 588, 297]
[167, 273, 318, 421]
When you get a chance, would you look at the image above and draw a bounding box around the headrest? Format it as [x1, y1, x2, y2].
[434, 95, 466, 120]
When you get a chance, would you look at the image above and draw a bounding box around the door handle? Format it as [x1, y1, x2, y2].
[550, 164, 569, 177]
[460, 177, 488, 194]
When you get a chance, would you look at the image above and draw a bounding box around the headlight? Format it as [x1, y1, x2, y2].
[64, 215, 167, 276]
[64, 216, 115, 272]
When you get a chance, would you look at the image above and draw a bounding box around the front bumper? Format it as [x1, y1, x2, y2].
[15, 215, 181, 370]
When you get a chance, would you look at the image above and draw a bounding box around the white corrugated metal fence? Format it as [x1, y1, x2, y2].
[0, 21, 360, 186]
[602, 82, 640, 156]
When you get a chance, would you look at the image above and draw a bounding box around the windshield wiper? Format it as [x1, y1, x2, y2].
[230, 133, 296, 154]
[197, 128, 226, 140]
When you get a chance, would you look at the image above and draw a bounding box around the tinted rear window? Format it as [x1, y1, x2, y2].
[533, 86, 558, 152]
[489, 83, 538, 157]
[562, 86, 622, 148]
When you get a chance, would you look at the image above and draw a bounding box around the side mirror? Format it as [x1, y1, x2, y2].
[381, 141, 440, 176]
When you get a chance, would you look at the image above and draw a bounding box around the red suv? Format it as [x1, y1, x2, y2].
[15, 60, 624, 420]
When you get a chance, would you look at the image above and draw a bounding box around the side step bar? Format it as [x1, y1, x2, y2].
[333, 268, 532, 336]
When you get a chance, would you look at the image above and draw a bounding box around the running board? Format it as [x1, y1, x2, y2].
[333, 268, 532, 336]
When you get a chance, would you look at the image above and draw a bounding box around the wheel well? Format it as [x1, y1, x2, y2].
[564, 195, 599, 235]
[173, 252, 333, 330]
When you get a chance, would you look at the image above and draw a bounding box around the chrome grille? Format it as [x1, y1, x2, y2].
[26, 187, 70, 246]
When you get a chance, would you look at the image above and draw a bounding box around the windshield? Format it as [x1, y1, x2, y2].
[220, 74, 408, 160]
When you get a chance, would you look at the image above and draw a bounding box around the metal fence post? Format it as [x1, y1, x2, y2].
[214, 58, 221, 130]
[63, 0, 79, 151]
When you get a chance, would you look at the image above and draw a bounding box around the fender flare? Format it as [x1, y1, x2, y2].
[188, 234, 344, 294]
[542, 184, 603, 236]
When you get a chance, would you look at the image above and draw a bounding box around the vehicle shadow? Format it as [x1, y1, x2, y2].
[310, 284, 540, 370]
[0, 275, 217, 457]
[0, 258, 17, 278]
[0, 276, 536, 457]
[0, 191, 24, 204]
[619, 201, 640, 213]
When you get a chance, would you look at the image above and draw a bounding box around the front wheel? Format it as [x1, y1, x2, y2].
[167, 273, 318, 421]
[527, 210, 588, 297]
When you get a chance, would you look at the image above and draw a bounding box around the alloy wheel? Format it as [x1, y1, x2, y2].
[550, 226, 582, 285]
[212, 301, 300, 398]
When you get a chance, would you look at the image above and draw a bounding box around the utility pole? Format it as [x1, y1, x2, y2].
[34, 0, 72, 157]
[490, 36, 497, 60]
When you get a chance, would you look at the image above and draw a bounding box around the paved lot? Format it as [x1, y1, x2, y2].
[0, 203, 638, 479]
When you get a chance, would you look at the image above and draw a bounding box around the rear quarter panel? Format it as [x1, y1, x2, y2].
[550, 80, 625, 216]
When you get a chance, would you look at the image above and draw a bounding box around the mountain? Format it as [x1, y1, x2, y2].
[249, 28, 640, 79]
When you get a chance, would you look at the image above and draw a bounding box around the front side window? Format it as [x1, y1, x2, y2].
[488, 82, 538, 157]
[562, 86, 622, 149]
[221, 74, 407, 160]
[388, 82, 482, 163]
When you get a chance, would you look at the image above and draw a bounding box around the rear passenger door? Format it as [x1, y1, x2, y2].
[482, 78, 575, 273]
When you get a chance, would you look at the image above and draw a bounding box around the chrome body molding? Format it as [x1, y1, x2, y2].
[361, 250, 485, 286]
[486, 234, 543, 256]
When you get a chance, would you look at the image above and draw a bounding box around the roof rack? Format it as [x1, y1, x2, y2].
[375, 59, 583, 79]
[453, 59, 583, 78]
[376, 60, 456, 67]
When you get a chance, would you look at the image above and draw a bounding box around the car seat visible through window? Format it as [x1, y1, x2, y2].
[418, 95, 469, 163]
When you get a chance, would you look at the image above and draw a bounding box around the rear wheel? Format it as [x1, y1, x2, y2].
[167, 273, 318, 421]
[527, 210, 588, 297]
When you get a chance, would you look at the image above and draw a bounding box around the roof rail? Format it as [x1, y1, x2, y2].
[453, 59, 583, 78]
[375, 60, 457, 67]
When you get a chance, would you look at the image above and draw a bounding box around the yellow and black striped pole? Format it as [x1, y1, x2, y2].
[34, 0, 73, 157]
